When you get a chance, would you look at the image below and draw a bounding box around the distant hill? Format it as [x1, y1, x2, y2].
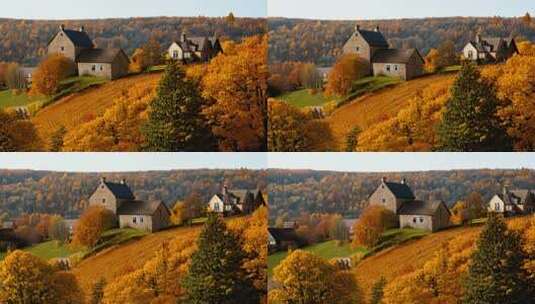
[0, 16, 266, 65]
[0, 168, 267, 218]
[269, 16, 535, 65]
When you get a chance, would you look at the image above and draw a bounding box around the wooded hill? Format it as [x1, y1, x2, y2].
[0, 169, 267, 218]
[269, 16, 535, 65]
[0, 16, 266, 65]
[268, 168, 535, 222]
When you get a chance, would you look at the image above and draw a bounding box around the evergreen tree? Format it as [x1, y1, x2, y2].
[370, 277, 386, 304]
[182, 215, 258, 304]
[142, 62, 216, 151]
[345, 126, 361, 152]
[49, 125, 67, 152]
[463, 213, 530, 304]
[90, 278, 106, 304]
[437, 63, 512, 151]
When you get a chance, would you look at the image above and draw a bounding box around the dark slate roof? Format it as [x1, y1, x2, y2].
[117, 200, 166, 216]
[498, 189, 532, 206]
[63, 29, 94, 48]
[104, 181, 135, 200]
[399, 200, 447, 216]
[384, 182, 415, 200]
[78, 48, 124, 64]
[268, 228, 300, 243]
[357, 29, 389, 48]
[373, 48, 420, 64]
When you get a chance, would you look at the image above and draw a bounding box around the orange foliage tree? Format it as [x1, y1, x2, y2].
[0, 108, 42, 151]
[72, 206, 116, 248]
[31, 54, 73, 96]
[325, 54, 368, 96]
[201, 35, 268, 151]
[352, 205, 397, 248]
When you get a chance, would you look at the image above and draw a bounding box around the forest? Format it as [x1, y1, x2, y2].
[268, 168, 535, 223]
[0, 16, 266, 65]
[0, 169, 267, 218]
[269, 16, 535, 65]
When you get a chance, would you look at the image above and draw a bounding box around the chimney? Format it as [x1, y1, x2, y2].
[79, 26, 85, 32]
[355, 24, 360, 31]
[375, 26, 380, 32]
[222, 184, 228, 195]
[381, 176, 387, 183]
[120, 179, 126, 185]
[60, 24, 65, 31]
[181, 32, 187, 42]
[476, 32, 482, 43]
[401, 178, 406, 185]
[100, 177, 106, 183]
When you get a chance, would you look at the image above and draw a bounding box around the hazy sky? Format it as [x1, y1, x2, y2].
[0, 153, 267, 172]
[268, 0, 535, 19]
[1, 0, 266, 19]
[268, 153, 535, 172]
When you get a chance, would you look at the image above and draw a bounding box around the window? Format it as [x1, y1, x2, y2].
[140, 217, 144, 223]
[386, 65, 391, 72]
[61, 46, 65, 51]
[100, 66, 103, 71]
[356, 47, 360, 51]
[214, 203, 220, 212]
[468, 50, 474, 59]
[173, 50, 179, 59]
[92, 65, 96, 71]
[133, 217, 137, 223]
[382, 198, 386, 204]
[394, 65, 398, 71]
[413, 217, 417, 223]
[102, 198, 106, 203]
[419, 218, 424, 223]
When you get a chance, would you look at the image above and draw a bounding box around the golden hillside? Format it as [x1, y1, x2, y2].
[71, 225, 199, 295]
[326, 73, 456, 150]
[32, 73, 162, 144]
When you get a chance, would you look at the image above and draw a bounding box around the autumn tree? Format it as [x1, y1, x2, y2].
[299, 63, 322, 89]
[269, 250, 362, 304]
[4, 63, 25, 90]
[325, 54, 368, 96]
[437, 63, 511, 151]
[171, 192, 204, 225]
[437, 40, 459, 68]
[370, 277, 387, 304]
[31, 54, 73, 96]
[72, 206, 116, 248]
[450, 201, 470, 225]
[143, 61, 216, 151]
[129, 48, 148, 73]
[182, 215, 258, 304]
[142, 36, 163, 67]
[353, 206, 397, 248]
[345, 126, 361, 152]
[49, 125, 67, 152]
[226, 12, 236, 24]
[201, 35, 268, 151]
[523, 12, 532, 25]
[0, 251, 83, 303]
[424, 48, 440, 73]
[48, 215, 70, 243]
[91, 278, 106, 304]
[463, 214, 531, 303]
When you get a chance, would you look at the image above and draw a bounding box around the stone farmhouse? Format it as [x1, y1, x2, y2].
[369, 177, 451, 232]
[207, 186, 266, 216]
[462, 34, 519, 63]
[167, 33, 222, 63]
[488, 187, 535, 217]
[47, 25, 130, 80]
[89, 178, 171, 232]
[343, 25, 425, 80]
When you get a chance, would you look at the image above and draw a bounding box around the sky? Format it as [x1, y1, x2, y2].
[268, 153, 535, 172]
[0, 0, 267, 19]
[268, 0, 535, 20]
[0, 153, 267, 172]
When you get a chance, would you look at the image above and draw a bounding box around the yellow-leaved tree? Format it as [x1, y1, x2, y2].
[352, 205, 397, 248]
[325, 54, 368, 96]
[71, 206, 116, 248]
[31, 53, 73, 96]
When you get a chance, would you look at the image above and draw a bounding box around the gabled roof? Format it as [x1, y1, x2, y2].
[117, 200, 168, 216]
[399, 200, 449, 216]
[373, 48, 422, 64]
[103, 181, 135, 200]
[497, 189, 533, 206]
[356, 29, 389, 48]
[62, 29, 94, 48]
[78, 48, 126, 64]
[384, 181, 415, 200]
[268, 228, 300, 243]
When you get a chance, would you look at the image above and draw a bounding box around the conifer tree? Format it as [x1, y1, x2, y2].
[90, 278, 106, 304]
[182, 215, 258, 304]
[437, 63, 512, 151]
[345, 126, 361, 152]
[463, 213, 530, 303]
[370, 276, 387, 304]
[142, 61, 216, 151]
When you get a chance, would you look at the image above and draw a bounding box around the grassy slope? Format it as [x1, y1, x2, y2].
[279, 89, 331, 108]
[326, 73, 455, 150]
[72, 225, 200, 295]
[0, 90, 45, 109]
[354, 225, 481, 300]
[0, 240, 78, 261]
[32, 73, 161, 143]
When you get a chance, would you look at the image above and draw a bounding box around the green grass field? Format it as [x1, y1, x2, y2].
[279, 89, 333, 108]
[0, 240, 78, 261]
[0, 90, 46, 109]
[90, 228, 149, 254]
[337, 76, 402, 107]
[268, 240, 368, 276]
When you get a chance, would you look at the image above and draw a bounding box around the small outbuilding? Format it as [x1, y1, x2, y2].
[398, 200, 451, 232]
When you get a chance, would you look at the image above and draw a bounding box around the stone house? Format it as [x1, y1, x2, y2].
[167, 33, 222, 63]
[488, 187, 535, 216]
[343, 25, 424, 80]
[88, 178, 170, 232]
[47, 25, 129, 79]
[462, 34, 519, 63]
[268, 227, 301, 253]
[207, 186, 266, 216]
[369, 177, 451, 232]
